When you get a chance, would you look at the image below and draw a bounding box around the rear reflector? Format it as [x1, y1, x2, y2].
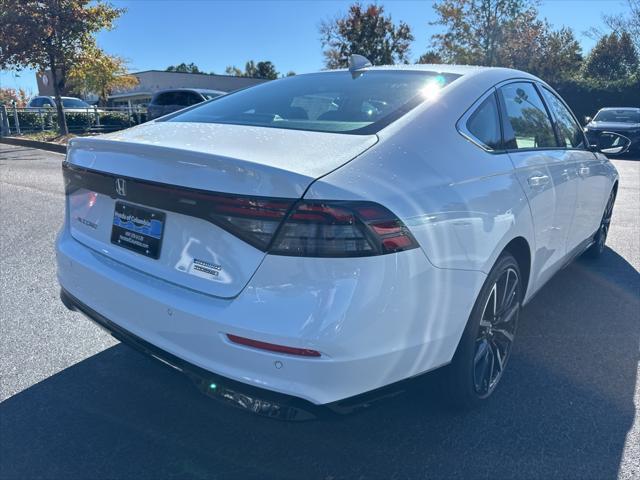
[227, 334, 321, 357]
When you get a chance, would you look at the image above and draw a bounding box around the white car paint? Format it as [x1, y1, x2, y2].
[56, 65, 618, 405]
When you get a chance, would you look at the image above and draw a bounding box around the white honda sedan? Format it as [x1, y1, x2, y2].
[57, 60, 621, 417]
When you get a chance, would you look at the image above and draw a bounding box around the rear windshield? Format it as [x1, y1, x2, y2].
[166, 70, 460, 134]
[62, 98, 90, 108]
[594, 110, 640, 124]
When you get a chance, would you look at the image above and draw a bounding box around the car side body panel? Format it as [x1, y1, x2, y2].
[307, 70, 536, 301]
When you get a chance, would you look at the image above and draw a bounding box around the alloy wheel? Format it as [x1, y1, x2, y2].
[473, 267, 520, 397]
[597, 190, 616, 254]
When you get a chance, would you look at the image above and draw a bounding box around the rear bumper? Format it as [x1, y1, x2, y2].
[60, 288, 325, 420]
[56, 226, 485, 406]
[61, 287, 446, 420]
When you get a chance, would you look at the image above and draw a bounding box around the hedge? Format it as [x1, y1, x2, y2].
[3, 109, 144, 134]
[551, 77, 640, 123]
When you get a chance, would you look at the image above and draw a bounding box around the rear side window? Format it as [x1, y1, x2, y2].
[183, 92, 204, 106]
[30, 98, 43, 107]
[153, 92, 177, 106]
[540, 88, 585, 149]
[498, 82, 556, 150]
[466, 93, 502, 150]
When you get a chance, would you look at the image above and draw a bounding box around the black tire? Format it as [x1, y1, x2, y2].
[584, 187, 616, 259]
[443, 252, 522, 409]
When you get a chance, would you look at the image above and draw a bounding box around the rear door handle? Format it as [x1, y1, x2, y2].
[527, 174, 550, 188]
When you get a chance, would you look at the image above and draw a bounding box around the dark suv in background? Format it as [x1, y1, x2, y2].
[147, 88, 225, 120]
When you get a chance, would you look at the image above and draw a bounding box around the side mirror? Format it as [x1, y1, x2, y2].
[584, 116, 592, 125]
[590, 131, 631, 155]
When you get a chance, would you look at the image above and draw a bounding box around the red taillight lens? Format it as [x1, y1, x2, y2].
[205, 195, 294, 250]
[227, 334, 321, 357]
[268, 201, 418, 257]
[148, 185, 295, 251]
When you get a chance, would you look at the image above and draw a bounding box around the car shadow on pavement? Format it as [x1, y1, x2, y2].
[1, 248, 638, 480]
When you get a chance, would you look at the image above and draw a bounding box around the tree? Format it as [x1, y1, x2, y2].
[0, 87, 29, 107]
[603, 0, 640, 52]
[320, 2, 414, 69]
[225, 65, 243, 76]
[532, 27, 582, 83]
[166, 62, 203, 74]
[255, 61, 278, 79]
[504, 23, 583, 83]
[583, 31, 639, 82]
[69, 45, 138, 105]
[428, 0, 583, 83]
[224, 60, 279, 79]
[430, 0, 540, 66]
[0, 0, 123, 134]
[416, 50, 443, 64]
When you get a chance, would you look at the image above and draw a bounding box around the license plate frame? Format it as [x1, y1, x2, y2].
[110, 201, 165, 259]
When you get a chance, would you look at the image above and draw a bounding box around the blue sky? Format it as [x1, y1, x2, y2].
[0, 0, 632, 95]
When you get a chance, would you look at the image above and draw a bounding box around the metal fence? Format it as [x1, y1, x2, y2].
[0, 103, 147, 137]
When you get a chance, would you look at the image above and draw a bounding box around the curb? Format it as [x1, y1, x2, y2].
[0, 136, 67, 154]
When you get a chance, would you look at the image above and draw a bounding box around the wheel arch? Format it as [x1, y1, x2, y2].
[502, 236, 532, 302]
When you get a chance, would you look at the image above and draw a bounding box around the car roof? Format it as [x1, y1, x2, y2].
[154, 88, 226, 95]
[35, 96, 84, 100]
[313, 63, 525, 77]
[597, 107, 640, 112]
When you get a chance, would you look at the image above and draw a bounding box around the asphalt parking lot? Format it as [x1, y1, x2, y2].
[1, 143, 638, 480]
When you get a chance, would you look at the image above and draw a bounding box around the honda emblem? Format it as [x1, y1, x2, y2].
[115, 178, 127, 196]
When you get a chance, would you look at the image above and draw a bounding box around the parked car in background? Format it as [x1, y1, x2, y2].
[584, 107, 640, 154]
[27, 96, 98, 112]
[58, 60, 623, 419]
[146, 88, 226, 120]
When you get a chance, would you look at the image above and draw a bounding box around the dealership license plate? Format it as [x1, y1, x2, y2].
[111, 202, 165, 259]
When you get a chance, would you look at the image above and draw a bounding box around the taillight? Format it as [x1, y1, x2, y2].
[268, 201, 418, 257]
[63, 164, 418, 257]
[199, 194, 294, 250]
[142, 183, 295, 250]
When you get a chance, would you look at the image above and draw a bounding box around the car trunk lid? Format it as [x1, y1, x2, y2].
[65, 122, 377, 298]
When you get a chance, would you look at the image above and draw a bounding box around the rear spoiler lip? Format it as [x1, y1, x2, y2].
[67, 136, 312, 184]
[65, 136, 315, 198]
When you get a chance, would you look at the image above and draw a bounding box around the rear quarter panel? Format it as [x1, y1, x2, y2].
[306, 73, 535, 298]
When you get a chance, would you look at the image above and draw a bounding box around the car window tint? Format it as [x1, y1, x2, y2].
[30, 98, 43, 107]
[466, 93, 502, 150]
[61, 98, 90, 108]
[185, 92, 203, 106]
[44, 98, 54, 107]
[153, 93, 175, 106]
[541, 87, 585, 148]
[498, 82, 556, 149]
[290, 93, 340, 120]
[167, 71, 461, 134]
[171, 92, 187, 105]
[593, 109, 640, 123]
